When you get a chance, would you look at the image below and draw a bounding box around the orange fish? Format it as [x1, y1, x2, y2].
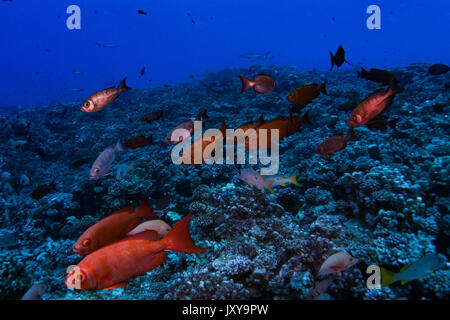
[316, 128, 357, 156]
[347, 81, 402, 127]
[287, 82, 327, 110]
[238, 74, 276, 94]
[81, 78, 131, 113]
[66, 213, 206, 290]
[73, 198, 156, 256]
[245, 112, 311, 149]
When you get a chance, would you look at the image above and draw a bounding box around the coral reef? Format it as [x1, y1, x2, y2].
[0, 62, 448, 300]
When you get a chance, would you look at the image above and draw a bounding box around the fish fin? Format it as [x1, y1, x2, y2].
[114, 140, 124, 152]
[400, 280, 408, 285]
[399, 265, 409, 273]
[380, 267, 396, 288]
[267, 181, 275, 196]
[255, 114, 265, 127]
[346, 128, 357, 142]
[388, 119, 399, 131]
[161, 213, 206, 254]
[329, 51, 335, 70]
[319, 81, 327, 95]
[104, 281, 128, 290]
[147, 135, 154, 145]
[135, 198, 156, 218]
[290, 172, 298, 185]
[300, 110, 312, 126]
[117, 77, 131, 92]
[219, 121, 227, 136]
[238, 75, 253, 93]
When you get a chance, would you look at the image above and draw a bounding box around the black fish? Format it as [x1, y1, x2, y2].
[358, 68, 399, 86]
[428, 64, 450, 76]
[191, 19, 196, 24]
[137, 10, 147, 15]
[139, 67, 145, 78]
[366, 115, 398, 131]
[330, 45, 350, 70]
[31, 182, 56, 200]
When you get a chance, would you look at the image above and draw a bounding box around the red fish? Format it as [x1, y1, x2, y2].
[81, 78, 131, 113]
[347, 81, 402, 127]
[316, 128, 357, 156]
[66, 213, 206, 290]
[123, 135, 153, 149]
[287, 82, 327, 110]
[238, 74, 276, 94]
[246, 112, 311, 149]
[73, 198, 156, 256]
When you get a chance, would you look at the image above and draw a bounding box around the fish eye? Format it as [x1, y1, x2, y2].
[84, 102, 89, 107]
[82, 239, 91, 246]
[76, 272, 85, 282]
[94, 168, 99, 173]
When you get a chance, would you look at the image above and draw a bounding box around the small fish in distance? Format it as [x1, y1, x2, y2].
[238, 74, 276, 94]
[358, 68, 399, 86]
[137, 10, 147, 15]
[428, 64, 449, 75]
[330, 45, 351, 70]
[316, 128, 357, 156]
[90, 141, 124, 180]
[31, 182, 56, 200]
[123, 135, 153, 149]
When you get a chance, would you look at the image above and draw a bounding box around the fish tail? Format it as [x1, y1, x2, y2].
[135, 197, 156, 218]
[147, 135, 154, 145]
[161, 213, 206, 254]
[267, 181, 275, 196]
[346, 128, 358, 142]
[290, 172, 298, 185]
[388, 77, 403, 95]
[329, 51, 335, 70]
[238, 75, 254, 93]
[319, 82, 328, 95]
[388, 119, 399, 131]
[380, 267, 397, 288]
[117, 77, 131, 93]
[114, 140, 124, 152]
[300, 110, 312, 125]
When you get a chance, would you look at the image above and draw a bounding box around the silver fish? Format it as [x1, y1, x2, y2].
[90, 141, 124, 180]
[81, 78, 131, 113]
[240, 51, 272, 61]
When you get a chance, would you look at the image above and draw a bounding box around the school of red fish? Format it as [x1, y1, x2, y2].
[64, 45, 405, 293]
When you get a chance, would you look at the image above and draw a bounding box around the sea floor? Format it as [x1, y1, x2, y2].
[0, 63, 449, 300]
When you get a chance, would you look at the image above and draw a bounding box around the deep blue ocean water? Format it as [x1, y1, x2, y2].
[1, 0, 449, 107]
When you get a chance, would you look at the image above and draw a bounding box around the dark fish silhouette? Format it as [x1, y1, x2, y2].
[428, 64, 449, 75]
[139, 67, 146, 79]
[141, 111, 163, 123]
[31, 182, 56, 200]
[137, 10, 147, 15]
[365, 115, 398, 131]
[123, 136, 154, 149]
[358, 68, 399, 86]
[330, 45, 350, 70]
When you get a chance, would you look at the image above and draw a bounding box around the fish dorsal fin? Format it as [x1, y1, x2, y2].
[399, 265, 409, 273]
[255, 114, 265, 127]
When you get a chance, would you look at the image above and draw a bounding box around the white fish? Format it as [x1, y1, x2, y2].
[317, 251, 358, 278]
[235, 167, 275, 195]
[90, 141, 124, 180]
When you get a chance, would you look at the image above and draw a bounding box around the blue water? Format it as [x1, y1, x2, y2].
[1, 0, 449, 107]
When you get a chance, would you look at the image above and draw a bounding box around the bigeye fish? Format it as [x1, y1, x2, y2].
[81, 78, 131, 113]
[380, 254, 447, 287]
[90, 141, 124, 180]
[238, 74, 276, 94]
[235, 167, 275, 195]
[316, 128, 357, 156]
[317, 251, 358, 278]
[347, 80, 402, 128]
